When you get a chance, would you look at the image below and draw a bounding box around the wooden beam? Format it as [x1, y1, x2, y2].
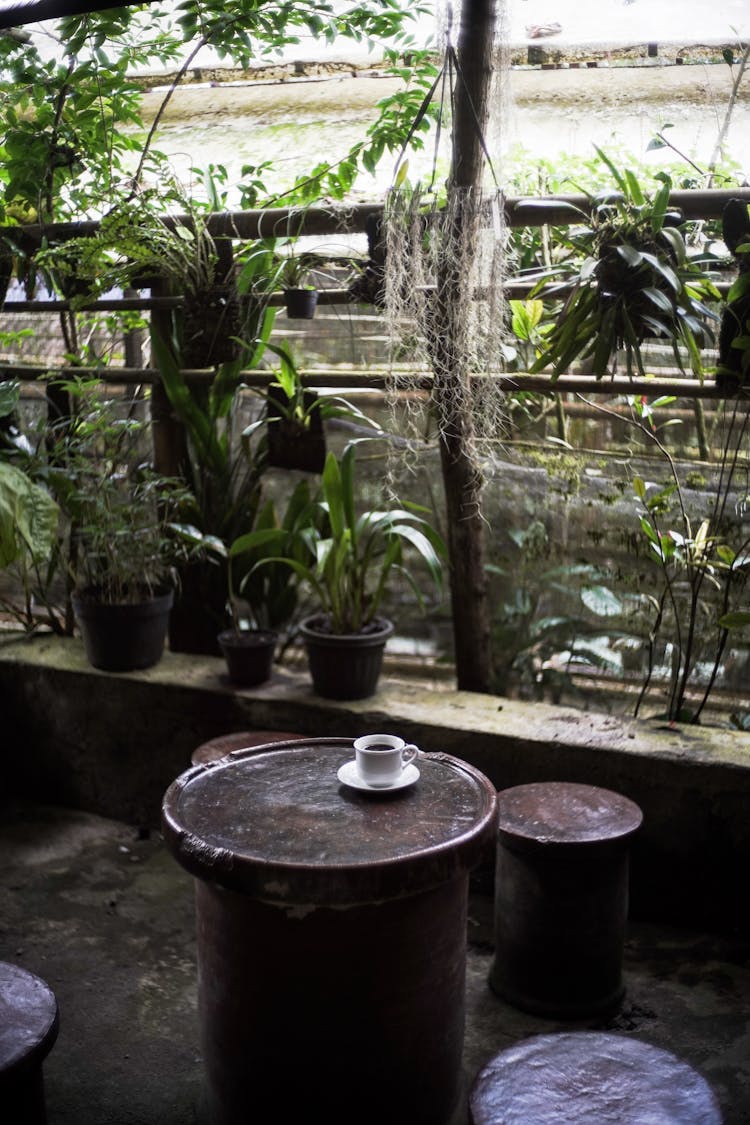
[5, 189, 748, 245]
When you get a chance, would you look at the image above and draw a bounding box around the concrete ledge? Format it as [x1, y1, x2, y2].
[2, 634, 748, 935]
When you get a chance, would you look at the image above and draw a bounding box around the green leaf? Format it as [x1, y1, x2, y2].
[727, 273, 750, 303]
[640, 253, 680, 292]
[581, 585, 624, 617]
[640, 516, 658, 544]
[718, 611, 750, 629]
[615, 244, 644, 268]
[658, 225, 687, 265]
[643, 286, 674, 313]
[322, 450, 346, 541]
[0, 379, 20, 419]
[624, 168, 646, 206]
[0, 462, 58, 568]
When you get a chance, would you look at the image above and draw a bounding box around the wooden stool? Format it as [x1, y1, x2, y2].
[0, 962, 59, 1125]
[191, 730, 303, 767]
[469, 1032, 723, 1124]
[489, 781, 643, 1017]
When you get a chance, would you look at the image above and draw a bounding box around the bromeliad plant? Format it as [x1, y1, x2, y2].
[530, 149, 720, 379]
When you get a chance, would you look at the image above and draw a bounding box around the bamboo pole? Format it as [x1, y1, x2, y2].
[5, 365, 750, 399]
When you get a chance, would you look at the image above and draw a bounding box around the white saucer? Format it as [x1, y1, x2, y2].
[337, 760, 420, 793]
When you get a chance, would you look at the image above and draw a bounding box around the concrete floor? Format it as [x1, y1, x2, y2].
[1, 800, 748, 1124]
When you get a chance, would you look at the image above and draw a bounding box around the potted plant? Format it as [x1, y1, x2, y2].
[176, 480, 316, 686]
[149, 265, 280, 655]
[530, 149, 720, 380]
[49, 380, 195, 671]
[249, 442, 447, 700]
[251, 341, 380, 472]
[279, 247, 319, 319]
[36, 186, 244, 366]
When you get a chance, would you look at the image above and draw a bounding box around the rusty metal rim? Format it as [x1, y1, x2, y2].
[161, 738, 499, 904]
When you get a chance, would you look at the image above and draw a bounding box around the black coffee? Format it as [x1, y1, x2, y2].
[366, 743, 395, 752]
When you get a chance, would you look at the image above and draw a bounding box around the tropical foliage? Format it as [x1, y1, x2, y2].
[0, 2, 437, 225]
[245, 442, 446, 635]
[528, 149, 721, 379]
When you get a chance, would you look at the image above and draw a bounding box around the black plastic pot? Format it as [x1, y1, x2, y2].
[218, 629, 277, 686]
[299, 614, 394, 700]
[284, 288, 318, 319]
[72, 587, 174, 672]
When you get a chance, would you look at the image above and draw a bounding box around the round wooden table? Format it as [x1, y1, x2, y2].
[163, 737, 498, 1125]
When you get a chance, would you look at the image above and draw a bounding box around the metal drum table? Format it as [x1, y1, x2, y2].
[162, 737, 498, 1125]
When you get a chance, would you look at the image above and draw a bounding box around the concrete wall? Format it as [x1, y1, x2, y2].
[2, 633, 748, 936]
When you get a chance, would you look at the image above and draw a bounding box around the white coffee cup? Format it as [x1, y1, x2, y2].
[353, 733, 419, 787]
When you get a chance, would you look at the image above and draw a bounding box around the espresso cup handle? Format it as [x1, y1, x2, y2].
[402, 744, 418, 768]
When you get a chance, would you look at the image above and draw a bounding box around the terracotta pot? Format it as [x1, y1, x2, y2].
[299, 615, 394, 700]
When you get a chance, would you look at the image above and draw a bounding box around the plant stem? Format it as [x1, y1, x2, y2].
[708, 42, 750, 182]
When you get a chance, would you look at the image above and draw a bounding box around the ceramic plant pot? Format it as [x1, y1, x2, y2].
[299, 614, 394, 700]
[72, 587, 174, 672]
[217, 629, 277, 686]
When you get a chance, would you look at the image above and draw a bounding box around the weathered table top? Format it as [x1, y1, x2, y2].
[162, 738, 498, 904]
[0, 961, 59, 1081]
[497, 781, 643, 850]
[470, 1032, 722, 1124]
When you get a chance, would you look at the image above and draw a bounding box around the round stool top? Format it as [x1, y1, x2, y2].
[470, 1032, 722, 1124]
[163, 738, 498, 905]
[497, 782, 643, 850]
[191, 730, 303, 766]
[0, 962, 59, 1081]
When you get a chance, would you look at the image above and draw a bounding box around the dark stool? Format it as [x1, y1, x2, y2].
[489, 781, 643, 1017]
[469, 1032, 723, 1124]
[0, 962, 59, 1125]
[191, 730, 303, 766]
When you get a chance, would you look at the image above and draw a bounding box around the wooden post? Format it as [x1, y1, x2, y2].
[432, 0, 498, 692]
